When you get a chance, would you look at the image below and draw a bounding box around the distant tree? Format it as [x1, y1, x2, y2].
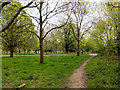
[106, 2, 120, 56]
[63, 23, 76, 53]
[89, 2, 119, 55]
[69, 1, 94, 56]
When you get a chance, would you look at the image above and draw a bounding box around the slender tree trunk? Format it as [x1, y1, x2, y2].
[39, 2, 44, 64]
[77, 40, 80, 56]
[10, 49, 13, 57]
[56, 44, 57, 53]
[40, 39, 44, 63]
[19, 49, 21, 53]
[27, 50, 30, 53]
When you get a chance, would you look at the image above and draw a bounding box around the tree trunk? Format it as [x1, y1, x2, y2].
[56, 44, 57, 53]
[39, 2, 44, 64]
[27, 50, 30, 53]
[10, 49, 13, 57]
[19, 49, 21, 53]
[40, 39, 44, 63]
[35, 50, 37, 53]
[77, 40, 80, 56]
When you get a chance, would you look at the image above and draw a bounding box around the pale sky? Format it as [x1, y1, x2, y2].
[20, 0, 119, 37]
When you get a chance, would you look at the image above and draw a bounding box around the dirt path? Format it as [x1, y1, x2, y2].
[66, 55, 96, 88]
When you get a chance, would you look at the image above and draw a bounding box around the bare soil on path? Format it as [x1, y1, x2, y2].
[66, 55, 97, 88]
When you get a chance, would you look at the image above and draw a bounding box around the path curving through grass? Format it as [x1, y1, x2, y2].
[66, 54, 97, 88]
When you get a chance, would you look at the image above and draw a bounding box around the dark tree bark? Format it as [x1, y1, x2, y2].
[27, 50, 30, 53]
[1, 2, 11, 9]
[65, 43, 69, 54]
[77, 40, 80, 56]
[39, 2, 44, 64]
[40, 39, 44, 63]
[10, 49, 13, 57]
[19, 49, 21, 53]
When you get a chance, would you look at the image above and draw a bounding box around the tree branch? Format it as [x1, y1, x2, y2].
[43, 15, 70, 39]
[0, 1, 33, 33]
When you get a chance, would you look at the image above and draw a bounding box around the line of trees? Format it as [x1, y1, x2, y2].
[84, 1, 120, 56]
[1, 1, 119, 64]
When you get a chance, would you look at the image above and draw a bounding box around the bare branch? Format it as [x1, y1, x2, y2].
[70, 23, 78, 41]
[42, 2, 59, 23]
[107, 2, 120, 8]
[80, 23, 93, 40]
[43, 15, 70, 39]
[1, 2, 10, 8]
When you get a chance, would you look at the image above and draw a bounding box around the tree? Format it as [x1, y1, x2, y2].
[106, 2, 120, 56]
[87, 1, 119, 55]
[1, 2, 37, 57]
[69, 1, 94, 56]
[27, 1, 71, 63]
[63, 23, 76, 53]
[0, 1, 34, 33]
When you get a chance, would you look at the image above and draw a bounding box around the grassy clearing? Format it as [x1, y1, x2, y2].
[2, 54, 90, 88]
[85, 55, 120, 88]
[0, 51, 64, 55]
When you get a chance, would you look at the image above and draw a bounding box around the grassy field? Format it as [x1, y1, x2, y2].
[85, 55, 120, 88]
[0, 51, 64, 55]
[2, 54, 90, 88]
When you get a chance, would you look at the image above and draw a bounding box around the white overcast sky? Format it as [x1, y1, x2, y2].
[20, 0, 102, 29]
[19, 0, 119, 35]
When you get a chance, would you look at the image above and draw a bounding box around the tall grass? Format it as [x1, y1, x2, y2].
[85, 55, 120, 88]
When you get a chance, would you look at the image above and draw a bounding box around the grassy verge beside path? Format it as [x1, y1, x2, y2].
[2, 54, 90, 88]
[85, 55, 120, 88]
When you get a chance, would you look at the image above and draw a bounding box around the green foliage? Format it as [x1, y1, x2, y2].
[2, 54, 90, 88]
[85, 55, 119, 88]
[1, 2, 39, 53]
[0, 51, 64, 55]
[87, 2, 119, 55]
[63, 23, 76, 53]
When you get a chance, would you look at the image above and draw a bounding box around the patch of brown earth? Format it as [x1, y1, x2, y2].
[66, 56, 94, 88]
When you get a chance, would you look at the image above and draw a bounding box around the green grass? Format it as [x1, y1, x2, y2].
[85, 55, 120, 88]
[2, 54, 90, 88]
[0, 51, 64, 55]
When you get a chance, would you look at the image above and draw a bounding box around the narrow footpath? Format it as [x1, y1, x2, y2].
[66, 54, 97, 88]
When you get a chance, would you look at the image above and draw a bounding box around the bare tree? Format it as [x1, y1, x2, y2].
[69, 1, 94, 56]
[25, 1, 71, 63]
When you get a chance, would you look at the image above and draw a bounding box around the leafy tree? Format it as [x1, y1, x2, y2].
[1, 2, 38, 57]
[106, 1, 120, 56]
[63, 23, 76, 53]
[0, 1, 34, 33]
